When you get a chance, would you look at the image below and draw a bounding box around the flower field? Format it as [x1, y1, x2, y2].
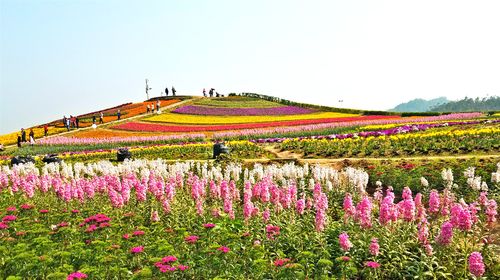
[142, 112, 359, 125]
[0, 160, 498, 279]
[172, 105, 316, 116]
[279, 125, 500, 158]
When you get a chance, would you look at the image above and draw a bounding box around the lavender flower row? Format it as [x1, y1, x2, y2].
[172, 105, 316, 116]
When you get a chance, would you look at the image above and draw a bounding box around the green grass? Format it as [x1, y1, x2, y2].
[192, 96, 284, 108]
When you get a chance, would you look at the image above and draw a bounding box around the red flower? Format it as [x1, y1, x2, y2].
[217, 246, 230, 253]
[274, 258, 291, 267]
[184, 235, 200, 244]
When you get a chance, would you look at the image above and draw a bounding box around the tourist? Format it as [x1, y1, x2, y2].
[76, 117, 80, 129]
[21, 128, 26, 142]
[99, 112, 104, 124]
[165, 87, 169, 96]
[156, 99, 160, 112]
[43, 124, 48, 137]
[17, 135, 21, 148]
[92, 115, 96, 124]
[29, 134, 35, 146]
[65, 118, 70, 131]
[203, 88, 206, 97]
[172, 86, 176, 96]
[146, 104, 150, 114]
[117, 109, 121, 120]
[63, 116, 67, 127]
[29, 129, 35, 141]
[209, 88, 214, 97]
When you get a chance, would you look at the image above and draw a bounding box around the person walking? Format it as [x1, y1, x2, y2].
[165, 87, 169, 96]
[99, 112, 104, 124]
[17, 135, 21, 148]
[117, 109, 121, 120]
[21, 128, 26, 142]
[172, 86, 176, 96]
[66, 118, 71, 131]
[203, 88, 206, 97]
[43, 124, 48, 137]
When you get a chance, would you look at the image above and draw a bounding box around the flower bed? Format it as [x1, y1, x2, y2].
[172, 105, 316, 116]
[0, 160, 497, 279]
[143, 112, 359, 124]
[114, 115, 396, 132]
[36, 134, 206, 145]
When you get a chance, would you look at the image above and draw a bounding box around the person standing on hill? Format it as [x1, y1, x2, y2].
[165, 87, 169, 96]
[203, 88, 206, 97]
[76, 117, 80, 129]
[99, 112, 104, 124]
[43, 124, 48, 137]
[21, 128, 26, 142]
[29, 129, 35, 141]
[172, 86, 176, 96]
[146, 104, 150, 114]
[156, 99, 160, 112]
[17, 135, 21, 148]
[92, 115, 96, 124]
[117, 109, 121, 120]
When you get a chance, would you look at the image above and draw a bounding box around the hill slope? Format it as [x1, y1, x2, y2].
[389, 97, 449, 112]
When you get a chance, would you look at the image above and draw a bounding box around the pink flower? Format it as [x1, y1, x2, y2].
[339, 232, 353, 252]
[296, 198, 306, 215]
[177, 265, 189, 271]
[417, 219, 430, 245]
[39, 209, 49, 213]
[436, 221, 453, 246]
[71, 209, 80, 214]
[468, 252, 485, 277]
[2, 215, 17, 223]
[162, 255, 178, 263]
[184, 235, 199, 244]
[340, 256, 351, 262]
[365, 261, 381, 268]
[355, 196, 372, 228]
[450, 203, 472, 231]
[266, 224, 280, 240]
[133, 230, 145, 236]
[217, 246, 230, 253]
[0, 222, 9, 229]
[6, 206, 16, 212]
[67, 271, 88, 280]
[130, 246, 144, 254]
[369, 238, 380, 256]
[262, 208, 270, 223]
[428, 190, 440, 214]
[274, 258, 291, 267]
[203, 223, 216, 228]
[486, 199, 497, 226]
[122, 234, 131, 239]
[21, 204, 34, 210]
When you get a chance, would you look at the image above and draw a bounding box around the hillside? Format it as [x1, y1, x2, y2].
[430, 96, 500, 112]
[389, 97, 449, 112]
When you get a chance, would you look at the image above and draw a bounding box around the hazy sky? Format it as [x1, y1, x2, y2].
[1, 0, 500, 134]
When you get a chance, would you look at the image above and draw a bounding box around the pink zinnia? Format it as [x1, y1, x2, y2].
[369, 238, 380, 256]
[274, 258, 291, 267]
[122, 233, 130, 239]
[67, 271, 88, 280]
[339, 232, 353, 252]
[72, 209, 80, 214]
[133, 230, 145, 236]
[2, 215, 17, 223]
[468, 252, 485, 277]
[177, 265, 189, 271]
[130, 246, 144, 254]
[6, 206, 16, 212]
[436, 221, 453, 246]
[0, 222, 9, 229]
[21, 204, 33, 210]
[203, 223, 216, 228]
[365, 261, 381, 268]
[184, 235, 200, 244]
[162, 255, 178, 263]
[40, 209, 49, 213]
[217, 246, 230, 253]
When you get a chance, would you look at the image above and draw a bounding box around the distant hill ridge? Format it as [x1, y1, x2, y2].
[389, 97, 449, 112]
[430, 96, 500, 112]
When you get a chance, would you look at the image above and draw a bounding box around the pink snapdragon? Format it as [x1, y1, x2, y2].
[486, 199, 497, 226]
[428, 190, 440, 214]
[436, 221, 453, 246]
[343, 193, 355, 222]
[369, 238, 380, 256]
[468, 252, 485, 277]
[339, 232, 353, 252]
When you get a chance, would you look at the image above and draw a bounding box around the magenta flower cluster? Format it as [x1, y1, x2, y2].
[173, 105, 315, 116]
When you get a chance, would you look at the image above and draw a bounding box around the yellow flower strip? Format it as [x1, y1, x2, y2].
[0, 127, 68, 146]
[143, 112, 358, 125]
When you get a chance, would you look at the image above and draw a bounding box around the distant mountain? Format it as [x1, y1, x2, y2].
[429, 96, 500, 112]
[389, 97, 449, 112]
